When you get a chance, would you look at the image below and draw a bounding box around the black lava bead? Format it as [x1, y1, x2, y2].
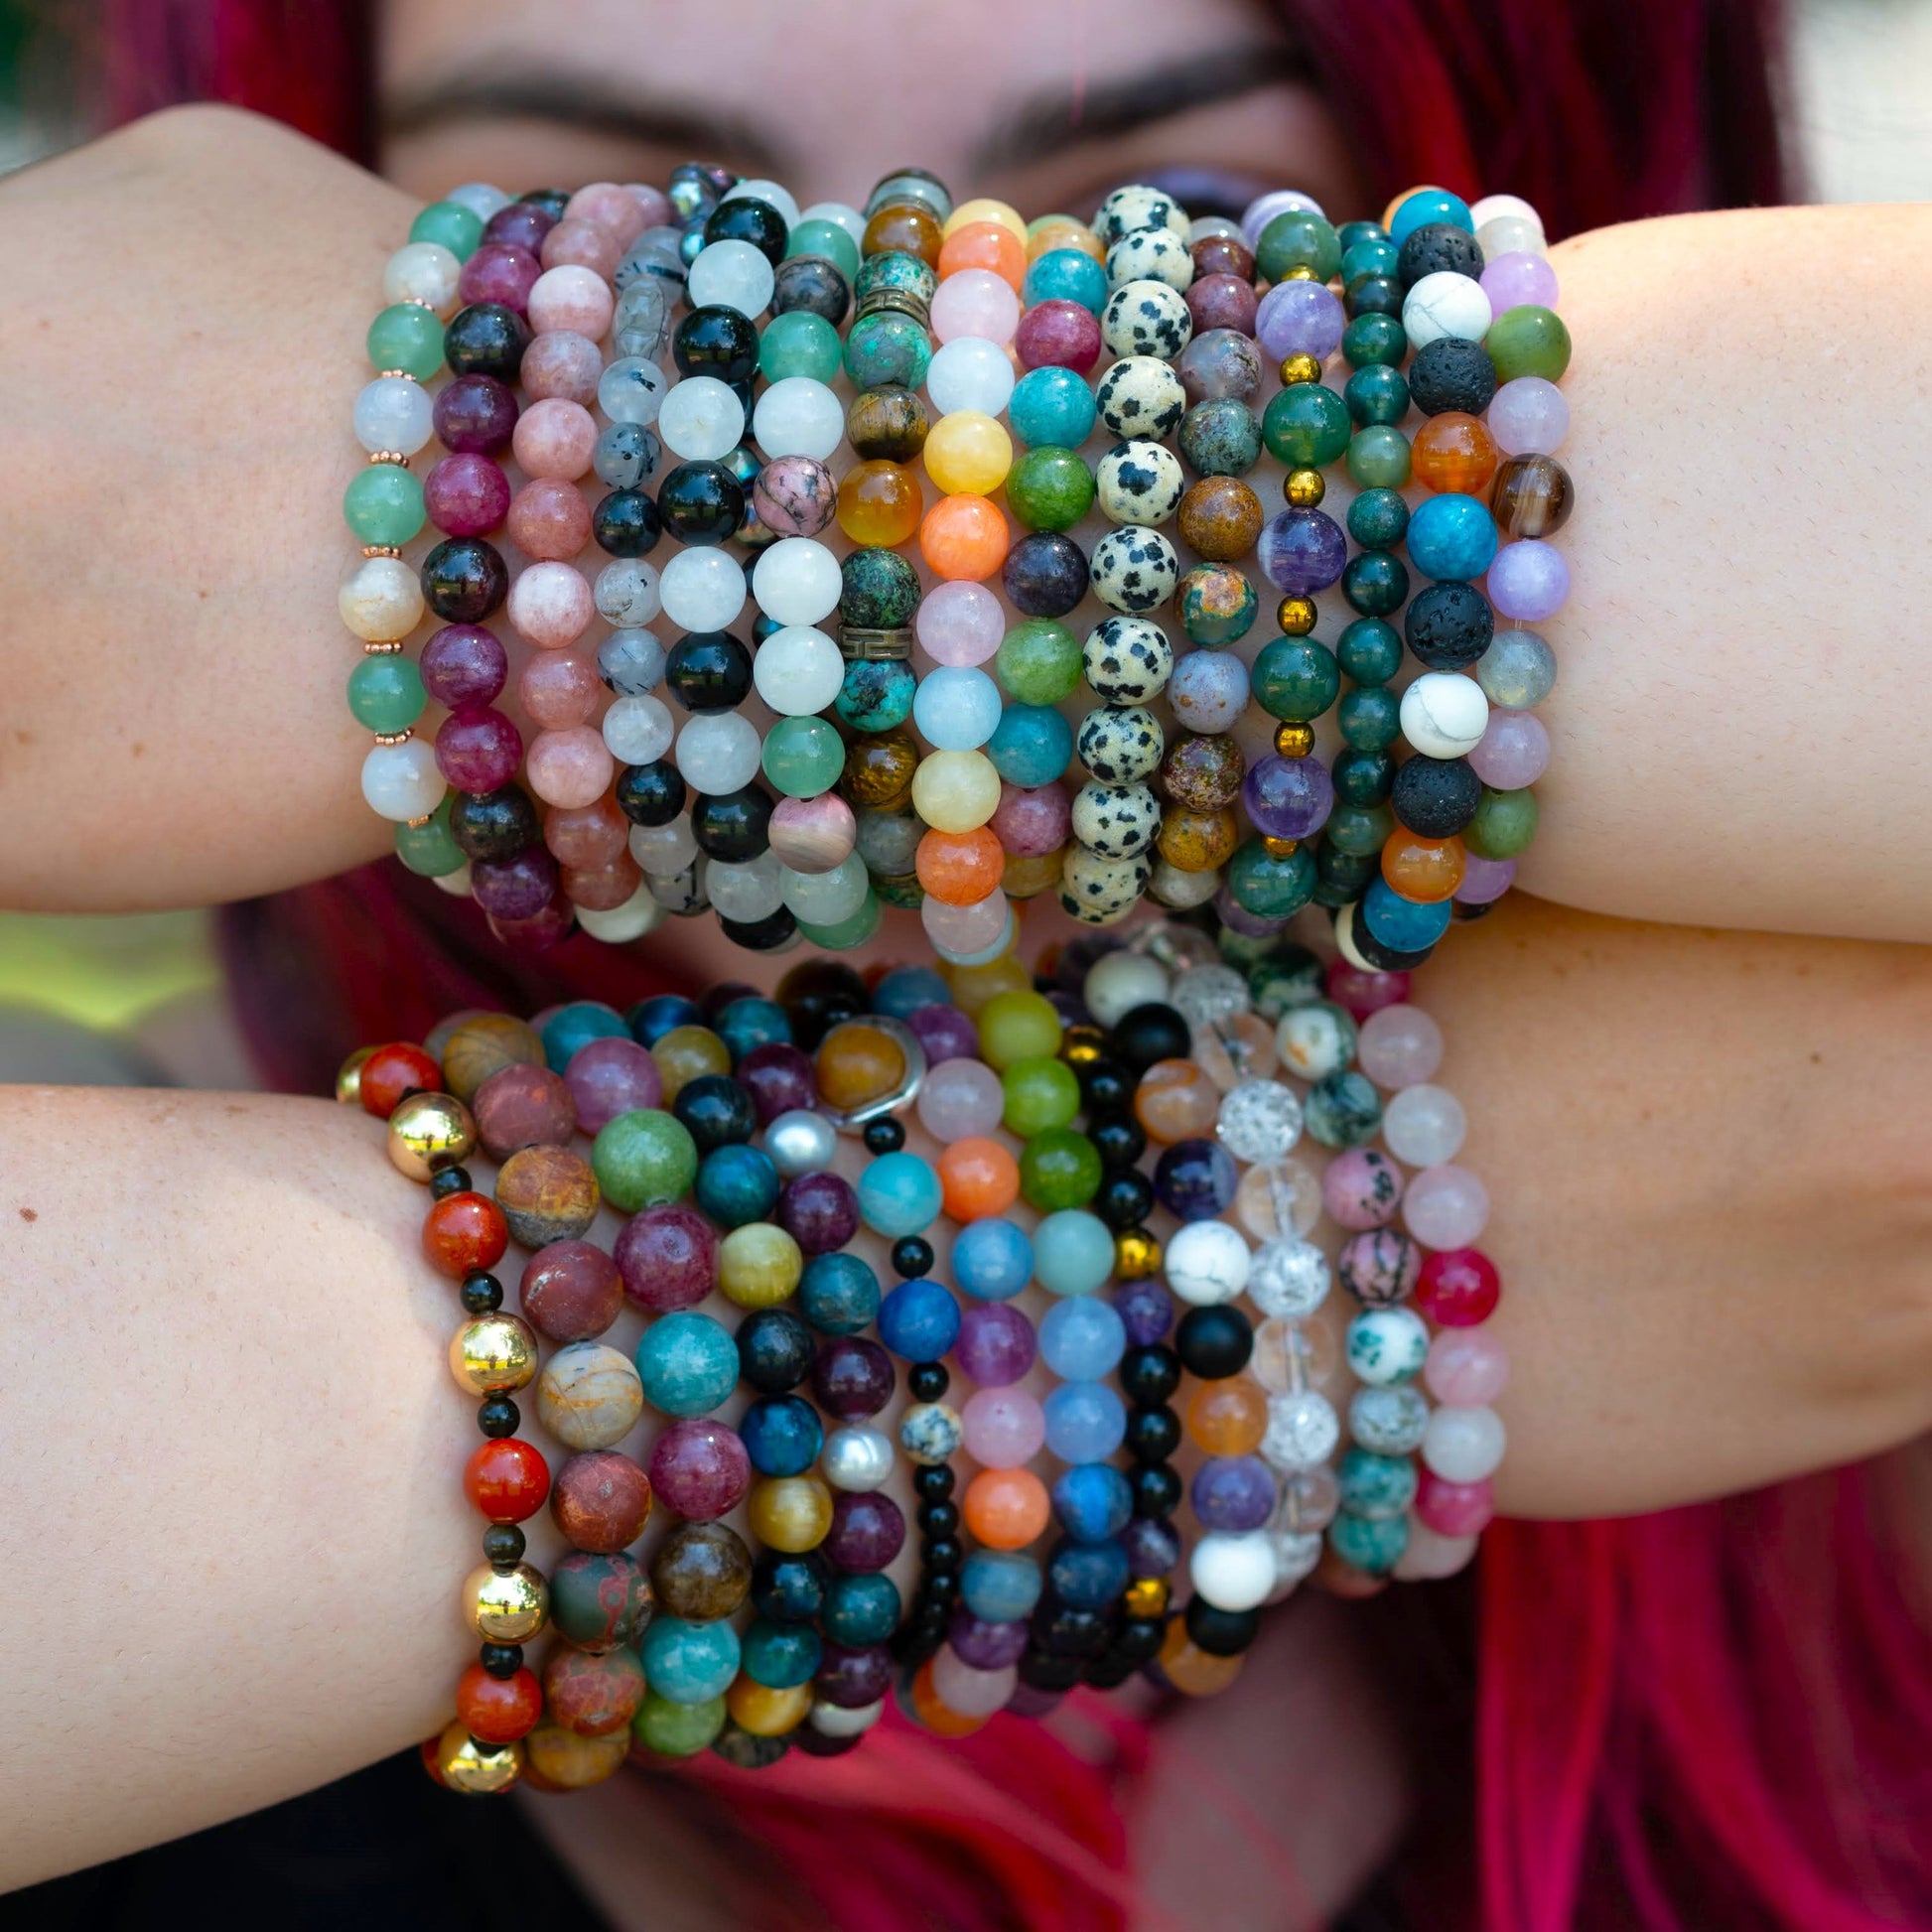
[451, 784, 540, 861]
[738, 1308, 816, 1394]
[1174, 1304, 1254, 1380]
[771, 255, 850, 325]
[1002, 532, 1090, 619]
[1095, 1168, 1156, 1232]
[1408, 336, 1498, 417]
[421, 538, 507, 622]
[616, 759, 685, 826]
[444, 303, 529, 381]
[592, 487, 662, 558]
[672, 1073, 759, 1152]
[1397, 222, 1484, 287]
[691, 784, 774, 861]
[704, 196, 788, 263]
[718, 906, 799, 953]
[1111, 1003, 1191, 1075]
[1119, 1343, 1181, 1407]
[1184, 1598, 1262, 1656]
[1391, 755, 1482, 837]
[667, 631, 754, 711]
[1405, 581, 1495, 671]
[672, 306, 760, 383]
[1089, 1112, 1148, 1171]
[657, 461, 746, 547]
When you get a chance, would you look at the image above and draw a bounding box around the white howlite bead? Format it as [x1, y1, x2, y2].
[339, 554, 424, 642]
[595, 559, 661, 626]
[754, 538, 843, 626]
[685, 237, 775, 318]
[1081, 951, 1170, 1028]
[659, 547, 747, 630]
[657, 375, 747, 461]
[765, 1109, 837, 1178]
[821, 1425, 895, 1492]
[598, 356, 671, 427]
[1383, 1084, 1467, 1166]
[799, 201, 866, 246]
[1422, 1404, 1507, 1483]
[705, 851, 784, 923]
[1189, 1530, 1278, 1612]
[360, 738, 443, 821]
[926, 336, 1016, 417]
[382, 240, 461, 315]
[575, 880, 665, 943]
[601, 693, 674, 765]
[1470, 192, 1543, 232]
[676, 711, 761, 795]
[753, 625, 844, 716]
[1346, 1308, 1431, 1388]
[628, 815, 696, 877]
[447, 181, 512, 221]
[1401, 673, 1489, 759]
[753, 376, 844, 460]
[722, 177, 801, 227]
[809, 1696, 884, 1738]
[1402, 270, 1493, 348]
[352, 375, 434, 456]
[1163, 1219, 1251, 1307]
[780, 852, 869, 923]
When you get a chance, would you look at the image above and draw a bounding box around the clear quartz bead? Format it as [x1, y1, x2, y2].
[595, 560, 661, 627]
[1251, 1317, 1336, 1395]
[1273, 1464, 1340, 1534]
[1261, 1390, 1339, 1472]
[1383, 1085, 1467, 1166]
[615, 227, 688, 296]
[630, 815, 697, 877]
[706, 851, 784, 922]
[602, 694, 674, 764]
[599, 626, 665, 695]
[1217, 1081, 1302, 1163]
[1168, 962, 1252, 1029]
[1234, 1158, 1321, 1239]
[1247, 1237, 1330, 1320]
[676, 711, 761, 794]
[613, 279, 670, 358]
[599, 356, 671, 427]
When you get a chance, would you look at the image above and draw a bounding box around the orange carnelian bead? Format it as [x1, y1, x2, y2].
[358, 1040, 442, 1119]
[911, 1659, 990, 1736]
[1410, 411, 1498, 495]
[962, 1466, 1050, 1550]
[456, 1660, 544, 1742]
[938, 1137, 1021, 1221]
[1186, 1376, 1270, 1455]
[938, 220, 1027, 291]
[915, 825, 1006, 905]
[1159, 1620, 1247, 1697]
[814, 1021, 907, 1112]
[1381, 832, 1467, 903]
[423, 1190, 509, 1278]
[919, 493, 1010, 582]
[1134, 1058, 1222, 1144]
[463, 1437, 551, 1522]
[862, 200, 943, 265]
[836, 460, 924, 547]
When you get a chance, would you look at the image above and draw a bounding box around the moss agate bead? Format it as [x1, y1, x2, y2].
[1344, 364, 1409, 429]
[1261, 383, 1350, 470]
[1254, 211, 1340, 284]
[1250, 637, 1340, 723]
[1463, 784, 1540, 859]
[1226, 838, 1316, 919]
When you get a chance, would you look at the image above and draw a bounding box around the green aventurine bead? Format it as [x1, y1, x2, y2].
[593, 1109, 700, 1213]
[393, 791, 464, 876]
[632, 1690, 727, 1757]
[762, 717, 846, 796]
[843, 313, 932, 390]
[1342, 312, 1406, 368]
[1324, 800, 1396, 856]
[1463, 785, 1541, 859]
[1002, 1056, 1081, 1137]
[785, 217, 862, 282]
[797, 893, 882, 950]
[996, 620, 1081, 705]
[1250, 636, 1340, 722]
[1255, 211, 1341, 284]
[1345, 426, 1411, 489]
[366, 303, 444, 381]
[1005, 447, 1095, 532]
[1261, 383, 1351, 470]
[1337, 617, 1403, 686]
[1344, 364, 1409, 428]
[1339, 684, 1402, 751]
[346, 651, 426, 732]
[1227, 837, 1317, 919]
[1018, 1127, 1101, 1210]
[759, 310, 843, 384]
[1484, 305, 1572, 382]
[344, 463, 425, 546]
[408, 200, 483, 259]
[1346, 489, 1410, 552]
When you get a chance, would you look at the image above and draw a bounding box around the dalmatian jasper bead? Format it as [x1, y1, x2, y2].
[1106, 227, 1194, 292]
[1082, 615, 1173, 705]
[1148, 856, 1224, 909]
[646, 860, 708, 914]
[1092, 183, 1188, 247]
[1058, 843, 1151, 925]
[1076, 703, 1165, 784]
[1095, 356, 1187, 441]
[1095, 439, 1186, 526]
[1089, 524, 1180, 616]
[1071, 779, 1161, 859]
[1100, 279, 1194, 360]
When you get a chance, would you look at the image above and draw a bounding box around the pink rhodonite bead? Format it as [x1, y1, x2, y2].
[1321, 1146, 1405, 1231]
[526, 725, 615, 810]
[512, 398, 599, 481]
[507, 479, 593, 561]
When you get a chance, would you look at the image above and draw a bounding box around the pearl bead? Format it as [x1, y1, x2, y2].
[1400, 673, 1489, 759]
[926, 336, 1016, 417]
[676, 711, 761, 795]
[821, 1425, 895, 1492]
[361, 738, 444, 820]
[658, 375, 747, 462]
[1162, 1218, 1251, 1306]
[1403, 271, 1493, 349]
[1422, 1404, 1507, 1483]
[686, 237, 775, 317]
[659, 547, 747, 631]
[752, 625, 843, 716]
[765, 1109, 838, 1178]
[1080, 950, 1170, 1028]
[753, 377, 844, 461]
[1189, 1529, 1277, 1611]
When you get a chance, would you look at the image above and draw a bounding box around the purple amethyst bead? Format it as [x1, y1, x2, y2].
[435, 706, 523, 791]
[433, 373, 519, 455]
[906, 1003, 980, 1066]
[814, 1639, 894, 1708]
[823, 1491, 904, 1574]
[1153, 1137, 1239, 1222]
[777, 1171, 861, 1254]
[420, 624, 508, 709]
[811, 1336, 895, 1420]
[955, 1302, 1037, 1386]
[948, 1608, 1032, 1670]
[1257, 507, 1347, 595]
[736, 1042, 817, 1124]
[1242, 753, 1334, 841]
[1111, 1277, 1174, 1347]
[1255, 280, 1345, 362]
[1487, 538, 1570, 621]
[1122, 1515, 1182, 1580]
[470, 845, 558, 921]
[1213, 887, 1292, 938]
[483, 202, 556, 253]
[1191, 1454, 1278, 1532]
[1455, 853, 1518, 904]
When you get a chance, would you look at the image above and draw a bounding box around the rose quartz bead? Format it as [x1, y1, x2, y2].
[563, 852, 643, 910]
[1013, 299, 1101, 373]
[1357, 1005, 1444, 1089]
[1393, 1518, 1480, 1579]
[527, 264, 615, 341]
[922, 889, 1008, 955]
[508, 562, 594, 647]
[512, 398, 599, 482]
[567, 182, 652, 248]
[520, 649, 602, 730]
[1414, 1468, 1495, 1538]
[622, 185, 673, 230]
[545, 795, 629, 868]
[540, 217, 622, 280]
[424, 453, 511, 537]
[1455, 854, 1517, 905]
[507, 478, 593, 560]
[1425, 1328, 1510, 1407]
[961, 1387, 1045, 1467]
[916, 1056, 1005, 1141]
[930, 269, 1021, 346]
[1487, 376, 1569, 456]
[459, 241, 541, 313]
[526, 725, 615, 809]
[1468, 710, 1550, 790]
[1480, 251, 1559, 314]
[768, 793, 856, 874]
[990, 781, 1069, 858]
[521, 331, 604, 406]
[916, 581, 1004, 666]
[1321, 1146, 1405, 1231]
[1402, 1165, 1490, 1249]
[435, 707, 523, 791]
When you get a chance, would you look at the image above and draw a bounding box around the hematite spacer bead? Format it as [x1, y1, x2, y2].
[1284, 468, 1324, 507]
[1126, 1405, 1181, 1463]
[1275, 722, 1315, 758]
[482, 1521, 525, 1567]
[863, 1116, 906, 1155]
[430, 1166, 474, 1200]
[1276, 595, 1317, 634]
[921, 1536, 963, 1572]
[460, 1270, 503, 1313]
[893, 1236, 934, 1279]
[479, 1640, 524, 1679]
[1262, 835, 1301, 858]
[853, 285, 930, 327]
[907, 1360, 948, 1402]
[1279, 352, 1321, 385]
[477, 1393, 520, 1438]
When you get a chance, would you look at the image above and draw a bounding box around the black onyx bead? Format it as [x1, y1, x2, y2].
[1113, 1615, 1168, 1666]
[1130, 1462, 1183, 1519]
[1095, 1168, 1156, 1232]
[517, 188, 569, 220]
[658, 462, 747, 548]
[906, 1361, 949, 1403]
[1314, 841, 1381, 908]
[1033, 1600, 1111, 1657]
[616, 759, 685, 826]
[863, 1117, 906, 1155]
[481, 1522, 525, 1566]
[1088, 1112, 1147, 1171]
[1077, 1058, 1133, 1114]
[480, 1640, 524, 1680]
[1110, 1002, 1191, 1074]
[673, 1073, 758, 1152]
[719, 906, 800, 953]
[431, 1166, 473, 1201]
[593, 487, 661, 558]
[1332, 748, 1395, 807]
[893, 1236, 935, 1279]
[1125, 1405, 1181, 1464]
[444, 303, 529, 381]
[1405, 582, 1495, 672]
[771, 255, 851, 325]
[421, 538, 507, 623]
[672, 306, 760, 383]
[773, 959, 868, 1049]
[1391, 755, 1482, 838]
[704, 196, 789, 264]
[912, 1463, 956, 1503]
[1018, 1649, 1085, 1693]
[460, 1270, 503, 1314]
[691, 784, 773, 861]
[1119, 1343, 1181, 1407]
[666, 630, 754, 711]
[918, 1500, 960, 1538]
[450, 784, 540, 862]
[1175, 1304, 1254, 1380]
[1396, 222, 1484, 287]
[737, 1307, 816, 1394]
[1408, 335, 1499, 417]
[1185, 1597, 1262, 1657]
[920, 1536, 963, 1573]
[921, 1569, 961, 1606]
[477, 1394, 520, 1439]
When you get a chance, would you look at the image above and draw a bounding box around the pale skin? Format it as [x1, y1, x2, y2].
[2, 0, 1930, 1919]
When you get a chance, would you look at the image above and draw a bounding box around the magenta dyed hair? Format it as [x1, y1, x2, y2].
[89, 3, 1932, 1926]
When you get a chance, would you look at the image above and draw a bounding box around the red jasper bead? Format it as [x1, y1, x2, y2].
[358, 1041, 443, 1119]
[464, 1437, 552, 1522]
[1415, 1247, 1501, 1326]
[423, 1191, 509, 1277]
[456, 1661, 543, 1743]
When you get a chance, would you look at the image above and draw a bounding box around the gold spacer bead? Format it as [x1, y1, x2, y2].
[1285, 468, 1325, 508]
[464, 1560, 549, 1642]
[362, 639, 406, 655]
[387, 1089, 478, 1181]
[1283, 264, 1317, 281]
[1278, 352, 1322, 386]
[435, 1721, 523, 1796]
[405, 813, 434, 828]
[1275, 722, 1316, 758]
[361, 545, 402, 559]
[450, 1314, 539, 1397]
[1262, 835, 1302, 859]
[403, 296, 440, 311]
[1059, 1023, 1106, 1068]
[373, 728, 415, 747]
[335, 1043, 375, 1105]
[1124, 1576, 1172, 1620]
[377, 368, 410, 380]
[1276, 596, 1317, 636]
[1114, 1226, 1163, 1281]
[366, 450, 410, 467]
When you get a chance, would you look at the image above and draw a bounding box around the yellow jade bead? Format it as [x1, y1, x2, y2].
[464, 1560, 549, 1642]
[523, 1723, 628, 1790]
[651, 1024, 731, 1102]
[718, 1222, 804, 1309]
[910, 750, 1002, 833]
[944, 951, 1032, 1017]
[748, 1474, 834, 1553]
[923, 410, 1014, 496]
[944, 197, 1026, 243]
[1159, 1623, 1247, 1698]
[1003, 844, 1066, 899]
[1027, 214, 1105, 263]
[728, 1677, 813, 1736]
[435, 1719, 523, 1793]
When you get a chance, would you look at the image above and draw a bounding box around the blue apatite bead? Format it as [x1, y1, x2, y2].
[961, 1549, 1043, 1622]
[694, 1143, 779, 1228]
[1361, 876, 1454, 952]
[1023, 247, 1109, 314]
[1406, 492, 1498, 581]
[952, 1216, 1034, 1300]
[1038, 1296, 1126, 1380]
[633, 1311, 739, 1418]
[751, 1549, 829, 1622]
[870, 966, 952, 1019]
[740, 1616, 822, 1689]
[1327, 1508, 1412, 1576]
[740, 1394, 824, 1476]
[1047, 1536, 1131, 1609]
[541, 1000, 627, 1072]
[1042, 1379, 1126, 1461]
[988, 702, 1074, 787]
[877, 1277, 961, 1360]
[1389, 187, 1473, 241]
[1337, 1446, 1420, 1522]
[1051, 1462, 1133, 1543]
[640, 1615, 741, 1703]
[1010, 365, 1097, 450]
[1032, 1208, 1114, 1295]
[857, 1150, 943, 1238]
[797, 1250, 881, 1335]
[626, 993, 704, 1045]
[821, 1571, 901, 1647]
[714, 995, 791, 1062]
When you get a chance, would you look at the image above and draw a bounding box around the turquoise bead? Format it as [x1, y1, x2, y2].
[593, 1108, 700, 1211]
[408, 200, 483, 259]
[343, 463, 425, 547]
[856, 1150, 942, 1238]
[1032, 1208, 1114, 1296]
[961, 1549, 1042, 1621]
[759, 310, 843, 384]
[1389, 187, 1473, 242]
[1227, 837, 1317, 919]
[1406, 493, 1498, 581]
[634, 1310, 740, 1418]
[835, 658, 915, 731]
[740, 1616, 822, 1689]
[1336, 1447, 1419, 1521]
[796, 892, 882, 951]
[346, 652, 426, 733]
[639, 1615, 742, 1704]
[1327, 1509, 1411, 1576]
[543, 1001, 628, 1071]
[1023, 248, 1109, 314]
[987, 703, 1073, 787]
[762, 716, 846, 797]
[1009, 366, 1097, 450]
[1362, 877, 1452, 951]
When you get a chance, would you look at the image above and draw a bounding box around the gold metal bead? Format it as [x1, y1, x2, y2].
[362, 639, 405, 655]
[366, 450, 410, 467]
[387, 1090, 478, 1181]
[1275, 596, 1317, 635]
[361, 545, 403, 560]
[373, 728, 415, 747]
[450, 1314, 539, 1397]
[1279, 352, 1322, 387]
[377, 368, 410, 380]
[1124, 1576, 1172, 1620]
[1274, 722, 1316, 759]
[335, 1044, 375, 1105]
[1114, 1227, 1163, 1281]
[434, 1718, 523, 1795]
[464, 1560, 549, 1642]
[1282, 264, 1317, 281]
[1284, 468, 1325, 508]
[1059, 1023, 1107, 1068]
[1262, 836, 1302, 859]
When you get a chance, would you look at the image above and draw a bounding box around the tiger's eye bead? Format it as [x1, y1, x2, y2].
[1491, 453, 1574, 539]
[1275, 723, 1315, 758]
[846, 385, 930, 463]
[749, 1473, 836, 1553]
[387, 1090, 478, 1181]
[1279, 352, 1321, 386]
[433, 1719, 523, 1794]
[1284, 469, 1324, 508]
[1276, 597, 1316, 636]
[464, 1559, 549, 1641]
[841, 727, 919, 808]
[450, 1312, 539, 1395]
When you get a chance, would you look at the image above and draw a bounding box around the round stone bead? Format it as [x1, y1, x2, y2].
[1100, 279, 1193, 359]
[1401, 673, 1489, 759]
[1095, 440, 1184, 525]
[752, 376, 845, 461]
[1345, 1307, 1431, 1388]
[1488, 540, 1571, 621]
[1094, 355, 1187, 442]
[1422, 1404, 1507, 1483]
[1489, 376, 1570, 456]
[1032, 1207, 1116, 1296]
[912, 666, 1003, 752]
[537, 1341, 645, 1451]
[1010, 366, 1098, 449]
[927, 336, 1017, 417]
[549, 1449, 653, 1553]
[649, 1417, 751, 1521]
[1406, 493, 1498, 581]
[1088, 527, 1180, 615]
[1485, 304, 1572, 382]
[1164, 1218, 1252, 1306]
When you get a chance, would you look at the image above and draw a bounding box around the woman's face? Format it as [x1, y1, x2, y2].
[380, 0, 1364, 222]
